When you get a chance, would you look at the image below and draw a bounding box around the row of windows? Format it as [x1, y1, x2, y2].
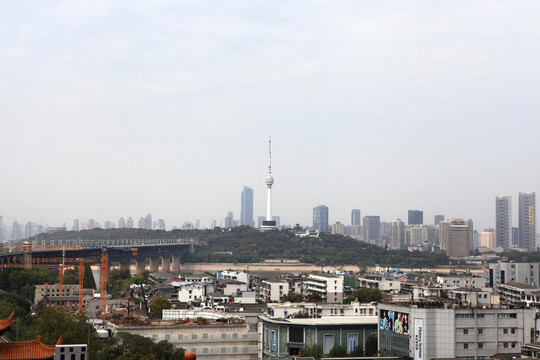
[461, 328, 515, 335]
[152, 333, 242, 341]
[462, 342, 517, 349]
[455, 313, 517, 319]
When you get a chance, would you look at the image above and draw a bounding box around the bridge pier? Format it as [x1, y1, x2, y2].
[135, 259, 146, 273]
[171, 255, 180, 272]
[161, 256, 171, 273]
[119, 261, 130, 271]
[149, 257, 159, 273]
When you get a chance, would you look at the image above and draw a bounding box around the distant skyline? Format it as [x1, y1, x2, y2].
[2, 2, 540, 232]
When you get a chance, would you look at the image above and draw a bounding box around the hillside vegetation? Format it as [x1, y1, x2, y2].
[30, 227, 449, 267]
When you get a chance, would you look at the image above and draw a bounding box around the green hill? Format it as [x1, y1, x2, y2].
[30, 227, 449, 267]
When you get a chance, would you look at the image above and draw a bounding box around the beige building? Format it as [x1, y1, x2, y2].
[441, 218, 473, 258]
[34, 284, 80, 304]
[480, 230, 496, 248]
[391, 219, 406, 250]
[113, 322, 257, 360]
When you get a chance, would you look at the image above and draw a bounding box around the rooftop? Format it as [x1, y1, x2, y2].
[0, 336, 60, 360]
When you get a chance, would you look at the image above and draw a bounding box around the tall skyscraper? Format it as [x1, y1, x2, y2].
[127, 217, 134, 228]
[145, 214, 152, 230]
[240, 186, 255, 227]
[518, 192, 536, 250]
[434, 215, 444, 226]
[391, 219, 406, 249]
[441, 218, 473, 258]
[495, 195, 512, 250]
[72, 219, 80, 232]
[313, 205, 329, 232]
[408, 210, 423, 225]
[262, 137, 277, 230]
[224, 212, 234, 228]
[118, 217, 126, 229]
[157, 219, 166, 230]
[351, 209, 361, 226]
[363, 216, 381, 245]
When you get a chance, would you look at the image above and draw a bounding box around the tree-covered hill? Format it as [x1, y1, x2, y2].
[29, 227, 449, 267]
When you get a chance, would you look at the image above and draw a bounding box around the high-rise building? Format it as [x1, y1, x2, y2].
[224, 212, 234, 228]
[157, 219, 166, 230]
[480, 230, 496, 248]
[126, 217, 134, 228]
[88, 219, 96, 229]
[440, 218, 473, 258]
[195, 219, 200, 230]
[11, 221, 21, 240]
[434, 215, 444, 226]
[363, 216, 380, 245]
[137, 217, 146, 229]
[72, 219, 79, 232]
[262, 137, 277, 230]
[495, 195, 512, 250]
[512, 227, 519, 246]
[145, 214, 152, 230]
[518, 192, 536, 250]
[408, 210, 423, 225]
[118, 217, 126, 229]
[313, 205, 329, 232]
[391, 219, 405, 249]
[351, 209, 361, 226]
[240, 186, 255, 227]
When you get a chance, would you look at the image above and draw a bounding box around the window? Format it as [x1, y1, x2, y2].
[479, 343, 484, 349]
[178, 334, 183, 340]
[60, 355, 65, 360]
[203, 348, 208, 354]
[478, 328, 484, 335]
[221, 347, 226, 353]
[512, 343, 516, 348]
[463, 329, 469, 335]
[456, 314, 474, 319]
[71, 355, 75, 360]
[221, 333, 227, 339]
[192, 334, 197, 340]
[511, 328, 516, 334]
[464, 343, 469, 349]
[233, 333, 238, 339]
[504, 343, 509, 348]
[477, 314, 485, 318]
[504, 328, 508, 334]
[203, 333, 209, 339]
[165, 334, 170, 340]
[233, 347, 238, 353]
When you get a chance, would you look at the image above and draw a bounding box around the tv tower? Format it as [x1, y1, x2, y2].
[262, 136, 277, 230]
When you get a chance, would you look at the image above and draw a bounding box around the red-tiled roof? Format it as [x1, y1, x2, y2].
[0, 335, 61, 360]
[0, 312, 14, 334]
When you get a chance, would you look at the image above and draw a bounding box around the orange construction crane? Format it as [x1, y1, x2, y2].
[101, 248, 108, 320]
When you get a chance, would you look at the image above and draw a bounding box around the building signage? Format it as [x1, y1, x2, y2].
[271, 330, 277, 351]
[414, 319, 424, 360]
[380, 310, 409, 335]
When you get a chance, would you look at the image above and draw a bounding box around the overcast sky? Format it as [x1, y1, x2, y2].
[1, 1, 540, 231]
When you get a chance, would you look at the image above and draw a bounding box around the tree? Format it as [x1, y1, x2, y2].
[352, 288, 384, 303]
[149, 296, 172, 319]
[305, 292, 322, 302]
[329, 344, 347, 357]
[365, 334, 378, 356]
[299, 344, 323, 360]
[350, 344, 364, 357]
[101, 333, 184, 360]
[25, 307, 94, 345]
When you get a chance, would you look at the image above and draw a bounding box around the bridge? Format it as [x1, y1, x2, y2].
[0, 238, 206, 273]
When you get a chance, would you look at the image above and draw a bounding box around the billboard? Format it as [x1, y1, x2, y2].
[414, 319, 424, 360]
[379, 309, 409, 335]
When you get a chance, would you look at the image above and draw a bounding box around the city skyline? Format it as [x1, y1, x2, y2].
[2, 2, 540, 232]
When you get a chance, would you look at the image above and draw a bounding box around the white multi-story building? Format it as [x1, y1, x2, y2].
[436, 275, 489, 289]
[303, 274, 344, 303]
[489, 262, 540, 292]
[379, 302, 537, 360]
[266, 300, 377, 319]
[258, 279, 289, 302]
[178, 283, 214, 304]
[218, 270, 249, 285]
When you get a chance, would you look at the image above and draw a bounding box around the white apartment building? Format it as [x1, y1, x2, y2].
[266, 300, 377, 319]
[436, 275, 489, 289]
[178, 283, 214, 304]
[489, 262, 540, 292]
[303, 274, 344, 303]
[258, 279, 289, 302]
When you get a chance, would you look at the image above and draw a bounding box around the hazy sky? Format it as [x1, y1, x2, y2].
[1, 1, 540, 231]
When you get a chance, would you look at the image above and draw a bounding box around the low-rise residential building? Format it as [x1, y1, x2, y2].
[178, 283, 215, 304]
[258, 279, 289, 302]
[358, 277, 402, 293]
[498, 282, 539, 306]
[266, 301, 376, 319]
[436, 275, 489, 289]
[216, 279, 248, 296]
[303, 274, 344, 303]
[35, 284, 81, 304]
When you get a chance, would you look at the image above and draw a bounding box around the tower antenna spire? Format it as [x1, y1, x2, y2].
[268, 136, 272, 174]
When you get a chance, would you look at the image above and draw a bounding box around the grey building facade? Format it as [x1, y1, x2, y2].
[408, 210, 423, 225]
[519, 192, 536, 250]
[363, 216, 381, 245]
[496, 195, 512, 251]
[240, 186, 254, 227]
[351, 209, 361, 226]
[313, 205, 329, 232]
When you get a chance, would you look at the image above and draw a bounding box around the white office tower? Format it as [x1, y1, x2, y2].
[261, 137, 277, 231]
